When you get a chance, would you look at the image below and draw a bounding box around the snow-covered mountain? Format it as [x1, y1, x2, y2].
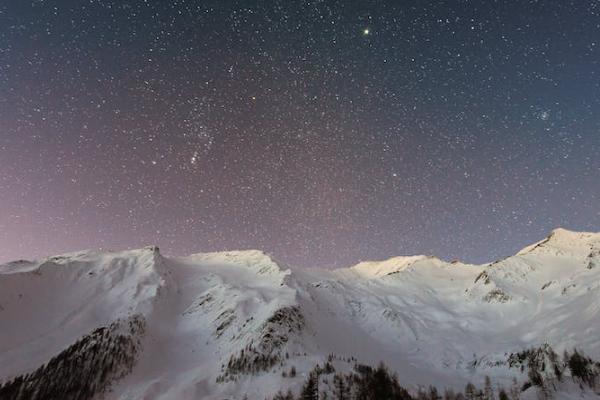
[1, 228, 599, 399]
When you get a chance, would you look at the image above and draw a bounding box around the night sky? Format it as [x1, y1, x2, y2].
[1, 1, 599, 267]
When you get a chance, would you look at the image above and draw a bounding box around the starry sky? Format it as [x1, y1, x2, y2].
[0, 0, 599, 267]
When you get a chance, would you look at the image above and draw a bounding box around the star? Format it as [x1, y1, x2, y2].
[0, 0, 597, 270]
[538, 110, 550, 121]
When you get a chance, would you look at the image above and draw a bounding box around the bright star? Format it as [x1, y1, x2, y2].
[363, 28, 370, 35]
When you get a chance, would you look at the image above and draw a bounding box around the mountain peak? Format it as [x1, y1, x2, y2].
[548, 227, 598, 241]
[517, 228, 599, 257]
[348, 255, 437, 278]
[182, 249, 287, 278]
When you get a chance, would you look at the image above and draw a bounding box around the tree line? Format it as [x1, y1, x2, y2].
[0, 315, 145, 400]
[268, 345, 600, 400]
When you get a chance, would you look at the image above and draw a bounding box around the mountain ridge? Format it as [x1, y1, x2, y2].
[1, 228, 599, 399]
[3, 227, 598, 274]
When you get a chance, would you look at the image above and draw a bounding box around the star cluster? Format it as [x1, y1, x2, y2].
[0, 0, 598, 267]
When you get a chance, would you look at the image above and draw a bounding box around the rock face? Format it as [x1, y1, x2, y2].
[0, 229, 599, 399]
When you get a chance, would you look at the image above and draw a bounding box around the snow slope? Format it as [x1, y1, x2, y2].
[0, 229, 599, 399]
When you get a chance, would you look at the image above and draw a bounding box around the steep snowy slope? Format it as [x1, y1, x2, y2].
[114, 250, 302, 400]
[0, 229, 599, 399]
[0, 246, 167, 380]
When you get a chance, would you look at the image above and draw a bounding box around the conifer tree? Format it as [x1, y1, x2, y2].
[428, 385, 440, 400]
[301, 373, 319, 400]
[498, 389, 509, 400]
[333, 374, 349, 400]
[464, 382, 477, 400]
[483, 376, 494, 400]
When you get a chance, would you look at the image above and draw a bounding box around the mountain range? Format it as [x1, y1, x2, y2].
[1, 228, 599, 399]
